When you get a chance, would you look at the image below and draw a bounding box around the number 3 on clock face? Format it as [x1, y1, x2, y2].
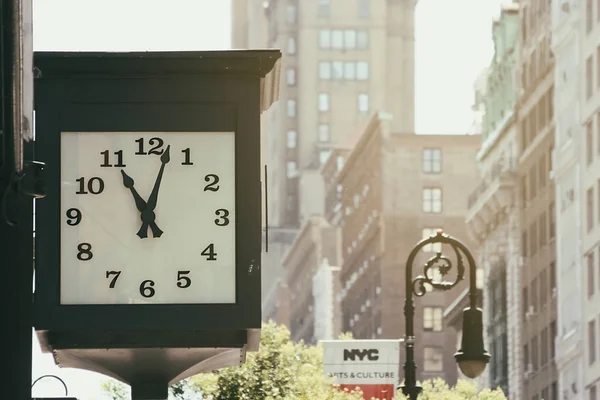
[60, 132, 236, 305]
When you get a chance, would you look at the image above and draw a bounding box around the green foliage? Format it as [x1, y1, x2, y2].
[189, 321, 363, 400]
[100, 323, 506, 400]
[395, 378, 506, 400]
[100, 378, 199, 400]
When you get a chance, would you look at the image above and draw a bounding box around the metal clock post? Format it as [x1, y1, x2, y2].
[33, 50, 281, 400]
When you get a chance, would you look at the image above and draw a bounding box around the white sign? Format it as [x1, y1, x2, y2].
[321, 339, 402, 400]
[60, 131, 236, 305]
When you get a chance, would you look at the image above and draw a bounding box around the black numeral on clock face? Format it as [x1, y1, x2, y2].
[77, 243, 93, 261]
[203, 174, 220, 191]
[181, 148, 193, 165]
[215, 209, 230, 226]
[66, 208, 81, 226]
[139, 280, 156, 298]
[100, 150, 126, 167]
[135, 137, 164, 155]
[201, 243, 217, 261]
[177, 271, 191, 288]
[106, 271, 121, 288]
[76, 177, 104, 195]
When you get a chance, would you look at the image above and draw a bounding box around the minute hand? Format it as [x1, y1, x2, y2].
[146, 145, 171, 211]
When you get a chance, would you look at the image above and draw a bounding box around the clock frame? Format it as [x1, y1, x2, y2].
[33, 51, 279, 343]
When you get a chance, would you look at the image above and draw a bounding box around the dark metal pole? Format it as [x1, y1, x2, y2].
[400, 244, 423, 400]
[0, 2, 34, 400]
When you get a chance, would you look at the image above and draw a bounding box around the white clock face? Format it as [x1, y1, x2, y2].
[60, 131, 236, 305]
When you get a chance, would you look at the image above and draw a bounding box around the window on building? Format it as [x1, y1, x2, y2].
[317, 0, 330, 17]
[287, 99, 296, 117]
[587, 55, 594, 99]
[318, 124, 330, 142]
[423, 149, 442, 173]
[530, 165, 537, 200]
[287, 37, 297, 54]
[588, 187, 595, 231]
[319, 30, 331, 49]
[336, 156, 344, 171]
[523, 287, 529, 321]
[551, 321, 557, 359]
[358, 93, 369, 112]
[319, 61, 331, 80]
[357, 61, 369, 80]
[531, 335, 539, 370]
[319, 150, 331, 166]
[523, 343, 529, 368]
[522, 231, 528, 258]
[286, 130, 297, 149]
[590, 252, 596, 297]
[531, 277, 538, 312]
[588, 121, 594, 165]
[423, 307, 443, 331]
[423, 347, 443, 371]
[423, 188, 442, 213]
[286, 68, 296, 86]
[591, 385, 598, 400]
[286, 161, 297, 178]
[521, 177, 527, 207]
[540, 268, 548, 306]
[286, 4, 297, 24]
[344, 30, 357, 49]
[598, 179, 600, 223]
[319, 93, 330, 112]
[332, 61, 344, 79]
[550, 202, 556, 238]
[331, 30, 343, 49]
[422, 228, 442, 253]
[588, 0, 594, 33]
[597, 113, 600, 155]
[343, 61, 356, 80]
[550, 262, 556, 292]
[356, 30, 369, 49]
[590, 319, 597, 365]
[539, 212, 547, 247]
[530, 221, 538, 255]
[539, 154, 546, 189]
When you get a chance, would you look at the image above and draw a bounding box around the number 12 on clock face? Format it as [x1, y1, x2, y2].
[60, 131, 237, 305]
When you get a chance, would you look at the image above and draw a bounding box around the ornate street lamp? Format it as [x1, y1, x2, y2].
[399, 230, 490, 400]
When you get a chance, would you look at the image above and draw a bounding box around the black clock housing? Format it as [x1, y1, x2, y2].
[33, 50, 280, 398]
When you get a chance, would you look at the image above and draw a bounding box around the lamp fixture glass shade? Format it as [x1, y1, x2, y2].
[454, 307, 490, 379]
[457, 360, 487, 379]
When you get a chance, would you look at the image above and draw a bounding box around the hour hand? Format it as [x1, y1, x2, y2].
[120, 170, 147, 212]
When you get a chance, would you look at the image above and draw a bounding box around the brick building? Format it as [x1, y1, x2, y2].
[331, 111, 481, 385]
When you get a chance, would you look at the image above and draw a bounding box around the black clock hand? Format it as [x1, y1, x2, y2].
[146, 145, 171, 212]
[121, 169, 162, 239]
[120, 170, 147, 212]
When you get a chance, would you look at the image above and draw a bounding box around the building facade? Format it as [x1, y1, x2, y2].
[232, 0, 418, 327]
[281, 215, 342, 344]
[465, 5, 520, 396]
[332, 112, 480, 385]
[551, 0, 584, 399]
[517, 0, 558, 398]
[580, 0, 600, 397]
[232, 0, 416, 230]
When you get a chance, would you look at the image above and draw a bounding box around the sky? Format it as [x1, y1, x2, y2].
[30, 0, 509, 398]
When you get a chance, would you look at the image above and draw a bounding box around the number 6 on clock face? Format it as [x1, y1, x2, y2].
[60, 131, 236, 305]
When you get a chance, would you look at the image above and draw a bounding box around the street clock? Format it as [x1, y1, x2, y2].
[33, 50, 281, 400]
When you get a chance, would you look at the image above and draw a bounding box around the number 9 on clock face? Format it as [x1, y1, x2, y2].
[60, 131, 236, 305]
